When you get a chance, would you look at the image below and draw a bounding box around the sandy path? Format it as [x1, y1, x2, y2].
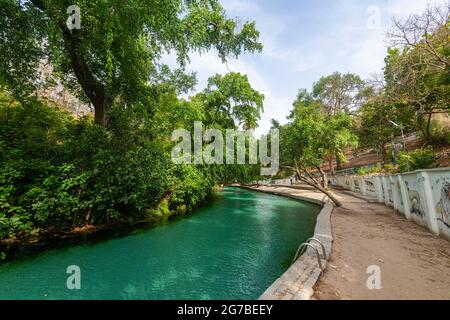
[313, 192, 450, 300]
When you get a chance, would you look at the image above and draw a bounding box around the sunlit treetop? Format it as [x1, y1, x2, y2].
[0, 0, 263, 125]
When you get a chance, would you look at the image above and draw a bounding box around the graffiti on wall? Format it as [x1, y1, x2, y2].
[345, 179, 351, 188]
[429, 173, 450, 234]
[354, 179, 361, 192]
[388, 182, 394, 205]
[396, 181, 403, 207]
[436, 182, 450, 229]
[365, 180, 375, 193]
[334, 169, 450, 239]
[403, 175, 428, 222]
[408, 190, 425, 218]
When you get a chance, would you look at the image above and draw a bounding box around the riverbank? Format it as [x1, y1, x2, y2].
[0, 215, 170, 262]
[246, 185, 450, 300]
[0, 191, 219, 262]
[244, 185, 332, 300]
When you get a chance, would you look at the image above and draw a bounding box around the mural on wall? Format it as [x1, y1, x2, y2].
[364, 179, 377, 197]
[333, 169, 450, 239]
[354, 179, 361, 192]
[396, 181, 404, 207]
[429, 173, 450, 234]
[436, 182, 450, 229]
[365, 180, 375, 192]
[403, 175, 428, 223]
[387, 181, 394, 205]
[403, 175, 428, 222]
[345, 178, 351, 188]
[408, 190, 425, 218]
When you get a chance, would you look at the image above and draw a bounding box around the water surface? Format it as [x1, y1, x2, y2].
[0, 187, 320, 300]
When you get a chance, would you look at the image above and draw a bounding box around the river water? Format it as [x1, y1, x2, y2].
[0, 187, 320, 300]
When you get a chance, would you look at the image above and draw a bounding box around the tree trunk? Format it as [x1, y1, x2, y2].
[31, 0, 109, 126]
[63, 30, 109, 126]
[317, 166, 328, 189]
[318, 186, 342, 207]
[94, 97, 107, 126]
[425, 112, 432, 142]
[329, 156, 336, 178]
[381, 143, 387, 164]
[293, 168, 342, 207]
[311, 178, 342, 207]
[335, 152, 342, 170]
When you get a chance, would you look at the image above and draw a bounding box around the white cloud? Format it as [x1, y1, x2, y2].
[180, 52, 272, 98]
[162, 0, 449, 137]
[255, 95, 294, 137]
[221, 0, 261, 14]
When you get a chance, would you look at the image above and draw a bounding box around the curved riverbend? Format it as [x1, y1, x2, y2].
[0, 187, 320, 300]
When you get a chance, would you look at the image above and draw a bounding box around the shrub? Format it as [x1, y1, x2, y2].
[0, 94, 223, 240]
[424, 117, 450, 145]
[383, 163, 399, 174]
[357, 163, 383, 176]
[0, 98, 178, 238]
[169, 165, 213, 214]
[398, 146, 440, 172]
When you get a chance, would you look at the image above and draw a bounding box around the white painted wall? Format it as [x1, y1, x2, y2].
[332, 168, 450, 240]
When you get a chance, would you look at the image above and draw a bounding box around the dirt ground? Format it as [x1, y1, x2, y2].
[313, 192, 450, 300]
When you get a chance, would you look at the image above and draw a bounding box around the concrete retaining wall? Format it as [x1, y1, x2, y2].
[333, 168, 450, 240]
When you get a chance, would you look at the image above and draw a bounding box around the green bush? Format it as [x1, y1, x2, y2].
[169, 165, 213, 214]
[0, 91, 263, 240]
[398, 146, 440, 172]
[383, 163, 399, 174]
[424, 119, 450, 145]
[357, 163, 383, 176]
[0, 97, 207, 239]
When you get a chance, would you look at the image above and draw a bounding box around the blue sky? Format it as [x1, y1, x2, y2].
[166, 0, 447, 136]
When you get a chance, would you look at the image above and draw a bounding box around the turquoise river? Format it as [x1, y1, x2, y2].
[0, 187, 320, 300]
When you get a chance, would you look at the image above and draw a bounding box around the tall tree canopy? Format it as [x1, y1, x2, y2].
[279, 89, 357, 207]
[384, 4, 450, 141]
[200, 72, 264, 129]
[0, 1, 266, 243]
[0, 0, 263, 125]
[312, 72, 365, 116]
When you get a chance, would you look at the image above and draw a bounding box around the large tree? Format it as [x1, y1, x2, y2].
[199, 72, 264, 130]
[311, 72, 364, 171]
[312, 72, 365, 116]
[280, 95, 357, 207]
[0, 0, 262, 125]
[385, 4, 449, 141]
[357, 93, 412, 163]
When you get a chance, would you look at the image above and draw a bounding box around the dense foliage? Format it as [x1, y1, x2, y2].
[397, 146, 441, 173]
[0, 79, 264, 240]
[358, 5, 449, 151]
[0, 1, 265, 241]
[0, 0, 262, 125]
[278, 89, 357, 206]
